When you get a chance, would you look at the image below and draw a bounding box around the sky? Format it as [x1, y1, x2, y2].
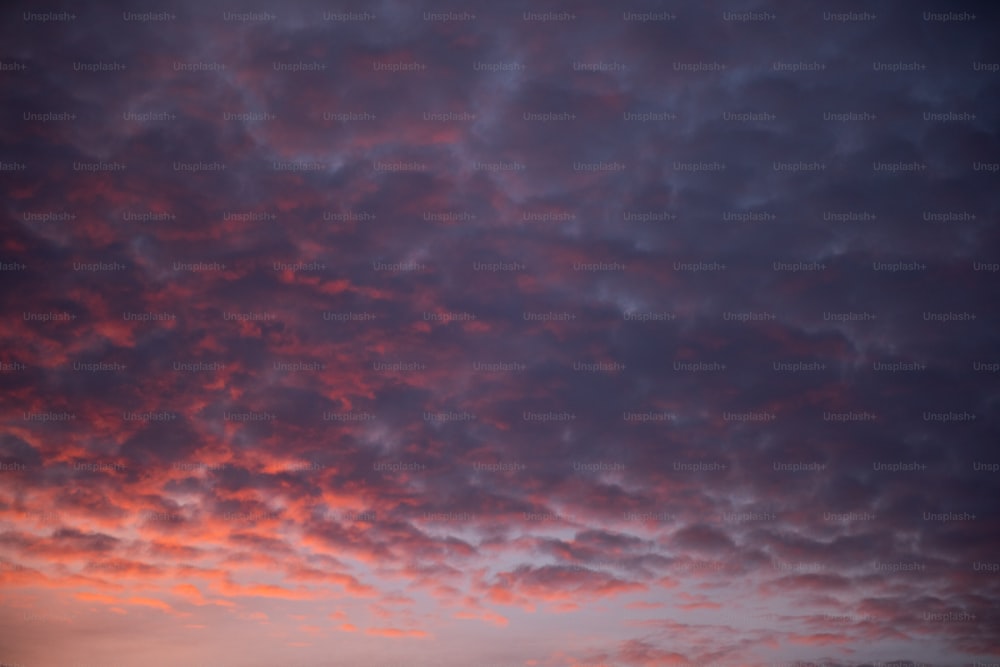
[1, 1, 999, 666]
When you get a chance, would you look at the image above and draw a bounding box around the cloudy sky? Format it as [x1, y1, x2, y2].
[1, 1, 998, 666]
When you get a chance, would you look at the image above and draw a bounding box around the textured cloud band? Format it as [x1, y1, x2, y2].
[1, 1, 998, 666]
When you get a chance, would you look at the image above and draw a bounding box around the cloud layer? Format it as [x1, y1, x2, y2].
[1, 1, 998, 666]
